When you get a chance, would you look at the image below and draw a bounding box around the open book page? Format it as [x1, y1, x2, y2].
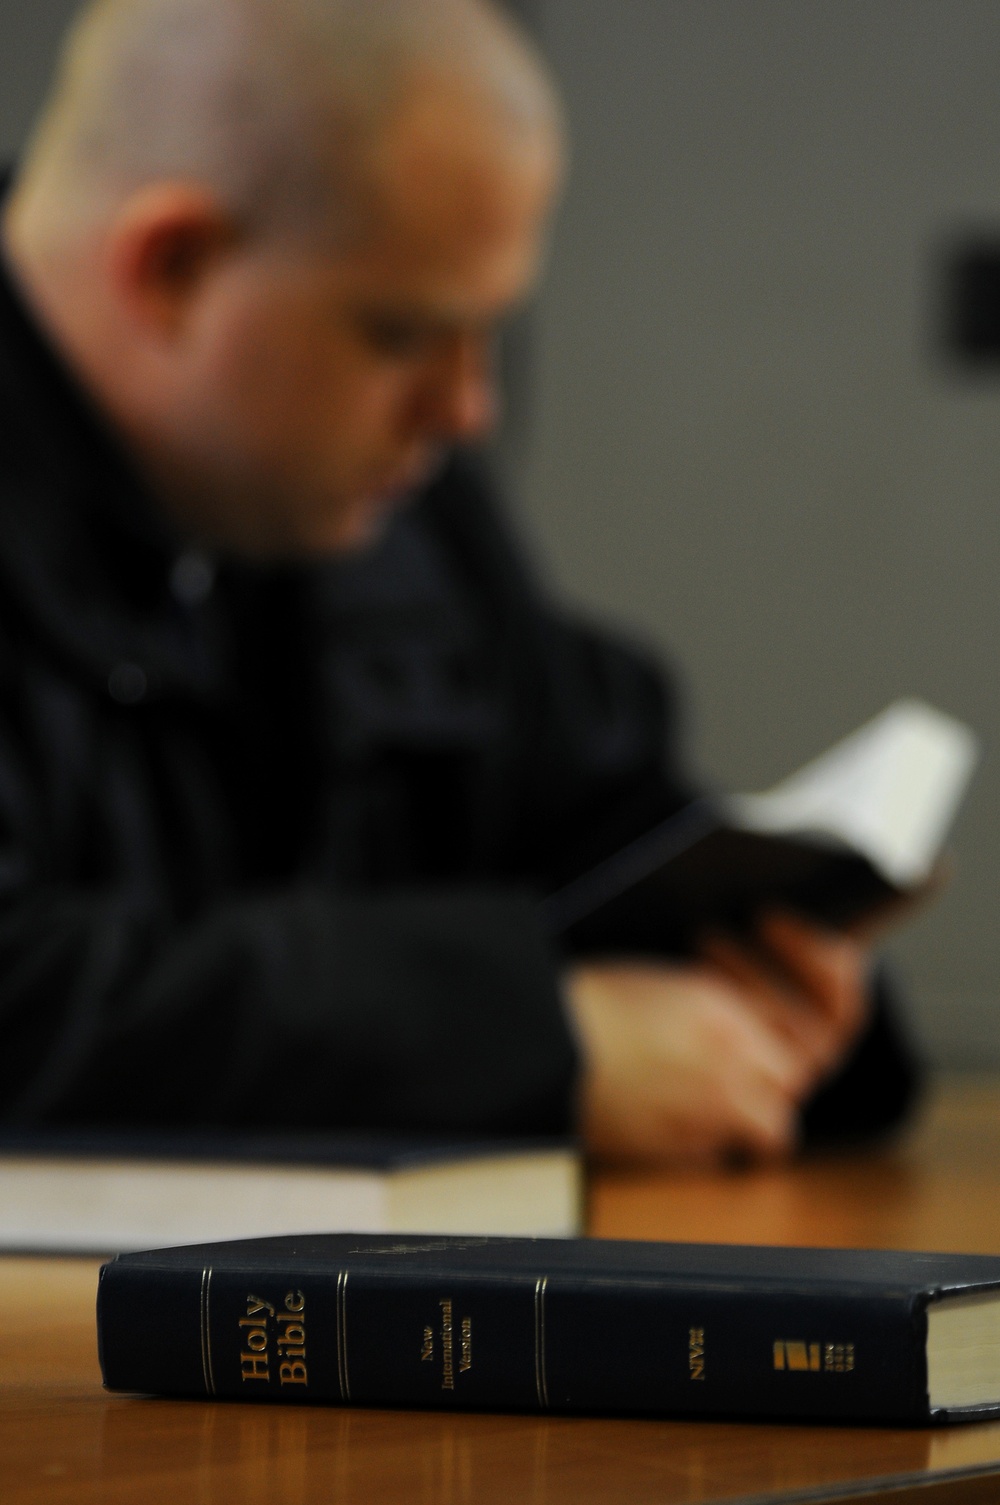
[725, 700, 979, 887]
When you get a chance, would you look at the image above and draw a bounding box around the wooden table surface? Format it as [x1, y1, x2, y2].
[8, 1076, 1000, 1505]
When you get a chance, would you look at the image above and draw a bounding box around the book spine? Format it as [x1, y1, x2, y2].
[97, 1260, 930, 1422]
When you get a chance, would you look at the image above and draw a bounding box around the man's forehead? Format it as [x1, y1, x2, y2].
[334, 201, 550, 322]
[355, 66, 562, 237]
[310, 128, 557, 316]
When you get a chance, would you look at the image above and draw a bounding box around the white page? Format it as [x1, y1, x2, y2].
[725, 700, 979, 886]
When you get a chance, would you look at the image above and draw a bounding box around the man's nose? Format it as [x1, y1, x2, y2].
[420, 334, 500, 443]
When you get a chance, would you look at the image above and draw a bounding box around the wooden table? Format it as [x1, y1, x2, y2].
[8, 1077, 1000, 1505]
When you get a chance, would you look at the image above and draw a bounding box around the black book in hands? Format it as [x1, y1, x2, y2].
[98, 1232, 1000, 1423]
[543, 699, 978, 954]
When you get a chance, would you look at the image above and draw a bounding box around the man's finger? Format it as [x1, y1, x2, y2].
[699, 933, 841, 1081]
[758, 911, 867, 1036]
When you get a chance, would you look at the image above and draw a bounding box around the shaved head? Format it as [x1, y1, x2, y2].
[1, 0, 564, 559]
[14, 0, 561, 245]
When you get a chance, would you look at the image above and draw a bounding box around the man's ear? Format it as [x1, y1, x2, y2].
[105, 183, 239, 340]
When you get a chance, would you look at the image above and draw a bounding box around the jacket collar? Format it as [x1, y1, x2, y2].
[0, 239, 230, 700]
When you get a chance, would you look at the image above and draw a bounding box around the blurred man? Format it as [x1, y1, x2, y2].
[0, 0, 915, 1160]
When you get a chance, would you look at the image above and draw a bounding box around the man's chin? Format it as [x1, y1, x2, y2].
[326, 458, 446, 553]
[324, 504, 394, 554]
[298, 484, 416, 557]
[216, 462, 441, 561]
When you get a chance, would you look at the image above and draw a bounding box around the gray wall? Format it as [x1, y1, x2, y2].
[521, 0, 1000, 1066]
[0, 2, 80, 159]
[4, 2, 1000, 1063]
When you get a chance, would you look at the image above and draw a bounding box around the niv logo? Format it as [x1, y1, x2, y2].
[773, 1341, 855, 1373]
[774, 1340, 820, 1372]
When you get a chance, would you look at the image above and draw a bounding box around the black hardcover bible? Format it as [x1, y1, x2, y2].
[97, 1233, 1000, 1423]
[544, 700, 978, 954]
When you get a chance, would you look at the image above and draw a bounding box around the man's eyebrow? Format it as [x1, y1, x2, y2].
[351, 299, 519, 335]
[355, 305, 452, 328]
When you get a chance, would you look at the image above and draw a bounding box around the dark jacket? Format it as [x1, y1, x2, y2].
[0, 254, 917, 1141]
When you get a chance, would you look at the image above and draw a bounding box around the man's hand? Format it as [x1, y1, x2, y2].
[701, 913, 869, 1098]
[564, 914, 870, 1167]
